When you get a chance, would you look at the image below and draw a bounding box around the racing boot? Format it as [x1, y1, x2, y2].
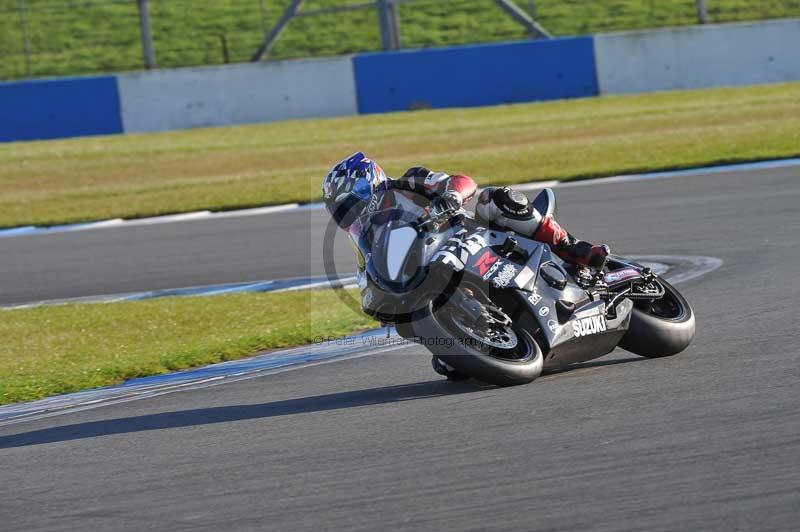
[533, 215, 610, 269]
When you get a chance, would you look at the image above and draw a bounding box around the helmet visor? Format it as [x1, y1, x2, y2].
[329, 177, 374, 228]
[352, 176, 372, 200]
[331, 192, 367, 228]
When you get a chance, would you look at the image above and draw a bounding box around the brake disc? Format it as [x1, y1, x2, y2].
[453, 305, 519, 350]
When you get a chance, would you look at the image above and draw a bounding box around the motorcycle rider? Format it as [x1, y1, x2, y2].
[322, 151, 609, 270]
[323, 152, 610, 380]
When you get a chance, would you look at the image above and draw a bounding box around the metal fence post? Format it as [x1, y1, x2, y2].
[493, 0, 551, 39]
[387, 0, 401, 49]
[696, 0, 709, 24]
[136, 0, 156, 69]
[251, 0, 304, 61]
[376, 0, 400, 50]
[16, 0, 32, 76]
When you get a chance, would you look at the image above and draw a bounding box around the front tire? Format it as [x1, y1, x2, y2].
[619, 278, 696, 358]
[410, 298, 543, 387]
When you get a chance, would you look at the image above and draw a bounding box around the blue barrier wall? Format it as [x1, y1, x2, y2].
[353, 37, 598, 114]
[0, 76, 122, 142]
[4, 20, 797, 143]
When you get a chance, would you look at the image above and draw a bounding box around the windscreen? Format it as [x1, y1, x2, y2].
[354, 189, 429, 261]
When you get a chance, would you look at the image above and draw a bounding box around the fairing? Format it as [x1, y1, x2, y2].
[355, 190, 636, 367]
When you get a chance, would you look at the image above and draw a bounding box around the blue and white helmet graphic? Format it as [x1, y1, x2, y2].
[323, 152, 387, 228]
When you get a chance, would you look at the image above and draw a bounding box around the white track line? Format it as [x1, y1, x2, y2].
[73, 218, 125, 230]
[123, 211, 212, 226]
[1, 276, 360, 310]
[204, 203, 301, 219]
[513, 180, 560, 192]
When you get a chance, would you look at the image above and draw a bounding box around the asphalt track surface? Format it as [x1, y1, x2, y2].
[0, 164, 792, 305]
[2, 167, 800, 531]
[0, 205, 345, 305]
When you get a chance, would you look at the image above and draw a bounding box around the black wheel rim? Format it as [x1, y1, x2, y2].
[637, 281, 687, 321]
[451, 306, 519, 350]
[432, 294, 537, 363]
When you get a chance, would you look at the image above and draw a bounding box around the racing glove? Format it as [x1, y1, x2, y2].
[430, 191, 463, 217]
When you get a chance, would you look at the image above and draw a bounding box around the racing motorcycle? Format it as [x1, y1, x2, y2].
[352, 187, 696, 386]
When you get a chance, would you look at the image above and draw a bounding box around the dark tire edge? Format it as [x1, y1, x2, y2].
[619, 278, 696, 358]
[409, 305, 544, 386]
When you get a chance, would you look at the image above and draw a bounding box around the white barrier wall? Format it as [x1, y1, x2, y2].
[595, 19, 800, 95]
[118, 56, 358, 133]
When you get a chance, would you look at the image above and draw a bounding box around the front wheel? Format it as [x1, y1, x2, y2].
[409, 292, 543, 386]
[619, 278, 696, 358]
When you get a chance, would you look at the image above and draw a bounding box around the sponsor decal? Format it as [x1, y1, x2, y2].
[572, 315, 607, 337]
[527, 289, 542, 306]
[604, 268, 641, 284]
[435, 230, 487, 271]
[538, 306, 550, 317]
[461, 233, 488, 256]
[366, 193, 380, 213]
[433, 250, 464, 269]
[492, 263, 518, 288]
[515, 266, 534, 288]
[474, 250, 499, 276]
[482, 261, 501, 281]
[547, 320, 559, 333]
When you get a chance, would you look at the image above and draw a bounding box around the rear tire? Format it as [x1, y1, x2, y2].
[619, 278, 695, 358]
[410, 300, 543, 387]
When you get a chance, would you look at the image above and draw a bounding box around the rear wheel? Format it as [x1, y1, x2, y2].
[410, 289, 543, 386]
[619, 278, 695, 358]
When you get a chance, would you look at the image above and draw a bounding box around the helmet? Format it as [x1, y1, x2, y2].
[323, 152, 388, 228]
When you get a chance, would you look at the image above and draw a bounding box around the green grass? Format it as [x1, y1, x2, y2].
[1, 82, 799, 228]
[0, 289, 374, 405]
[1, 0, 799, 80]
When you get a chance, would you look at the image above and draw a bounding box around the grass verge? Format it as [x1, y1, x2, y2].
[1, 0, 799, 79]
[1, 82, 799, 228]
[0, 289, 374, 405]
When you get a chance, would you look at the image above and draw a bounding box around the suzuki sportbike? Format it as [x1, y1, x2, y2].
[353, 187, 695, 386]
